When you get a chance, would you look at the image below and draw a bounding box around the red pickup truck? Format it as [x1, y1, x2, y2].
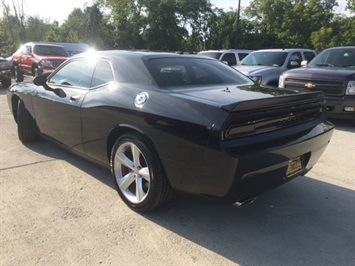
[12, 42, 69, 82]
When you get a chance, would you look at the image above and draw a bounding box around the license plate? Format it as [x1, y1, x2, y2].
[286, 156, 304, 178]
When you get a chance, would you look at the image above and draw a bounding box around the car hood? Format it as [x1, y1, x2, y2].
[234, 65, 279, 76]
[284, 66, 355, 81]
[170, 84, 318, 112]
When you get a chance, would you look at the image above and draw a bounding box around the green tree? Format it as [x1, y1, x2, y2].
[102, 0, 213, 51]
[26, 16, 52, 41]
[245, 0, 338, 48]
[348, 0, 355, 12]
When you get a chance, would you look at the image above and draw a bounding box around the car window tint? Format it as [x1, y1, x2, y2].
[304, 52, 316, 62]
[238, 53, 249, 61]
[48, 59, 96, 88]
[241, 52, 287, 67]
[91, 60, 115, 87]
[146, 57, 252, 88]
[33, 45, 69, 57]
[309, 48, 355, 67]
[25, 46, 32, 54]
[221, 53, 237, 65]
[289, 52, 302, 64]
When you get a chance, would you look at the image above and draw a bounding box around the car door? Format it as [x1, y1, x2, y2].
[32, 58, 96, 153]
[19, 45, 33, 74]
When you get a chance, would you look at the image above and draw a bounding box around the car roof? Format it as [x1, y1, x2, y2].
[24, 42, 66, 48]
[251, 48, 315, 53]
[198, 49, 253, 53]
[323, 46, 355, 51]
[72, 50, 216, 62]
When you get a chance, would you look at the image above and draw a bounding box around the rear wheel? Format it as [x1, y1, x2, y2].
[17, 100, 38, 142]
[15, 66, 24, 82]
[110, 133, 172, 211]
[1, 78, 11, 88]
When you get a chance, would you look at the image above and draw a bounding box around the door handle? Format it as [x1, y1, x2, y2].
[70, 95, 81, 102]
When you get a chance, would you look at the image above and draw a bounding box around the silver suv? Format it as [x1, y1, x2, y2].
[234, 48, 317, 86]
[197, 49, 253, 66]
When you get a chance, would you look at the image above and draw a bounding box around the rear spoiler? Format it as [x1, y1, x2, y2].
[221, 91, 325, 112]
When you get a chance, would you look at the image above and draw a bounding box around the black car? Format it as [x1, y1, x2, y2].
[279, 46, 355, 123]
[7, 51, 334, 211]
[0, 56, 12, 88]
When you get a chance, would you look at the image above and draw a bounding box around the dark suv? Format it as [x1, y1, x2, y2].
[279, 46, 355, 122]
[0, 56, 12, 88]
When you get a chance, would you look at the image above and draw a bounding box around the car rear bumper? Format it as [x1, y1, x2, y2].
[325, 95, 355, 121]
[165, 121, 334, 202]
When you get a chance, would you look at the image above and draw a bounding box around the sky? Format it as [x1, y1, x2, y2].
[1, 0, 350, 24]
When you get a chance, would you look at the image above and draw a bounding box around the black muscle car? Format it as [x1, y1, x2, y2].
[7, 51, 334, 211]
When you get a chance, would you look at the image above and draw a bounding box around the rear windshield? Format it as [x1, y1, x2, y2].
[240, 51, 288, 67]
[146, 57, 253, 88]
[309, 48, 355, 67]
[33, 45, 69, 57]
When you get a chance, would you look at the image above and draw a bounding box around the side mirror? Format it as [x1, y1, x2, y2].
[301, 60, 308, 67]
[32, 75, 66, 98]
[289, 60, 300, 69]
[33, 75, 47, 86]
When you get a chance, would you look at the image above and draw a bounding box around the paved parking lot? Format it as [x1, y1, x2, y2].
[0, 81, 354, 265]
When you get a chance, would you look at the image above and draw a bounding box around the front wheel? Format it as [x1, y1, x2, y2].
[17, 100, 38, 142]
[110, 133, 172, 212]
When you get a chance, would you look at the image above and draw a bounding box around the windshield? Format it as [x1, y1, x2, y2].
[146, 57, 253, 88]
[197, 52, 222, 60]
[33, 45, 69, 57]
[240, 51, 288, 67]
[309, 48, 355, 67]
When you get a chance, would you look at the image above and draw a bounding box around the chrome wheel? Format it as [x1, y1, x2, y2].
[113, 141, 151, 204]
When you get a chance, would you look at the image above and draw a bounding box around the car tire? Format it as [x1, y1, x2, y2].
[15, 66, 24, 82]
[110, 133, 173, 212]
[17, 100, 38, 142]
[1, 78, 11, 88]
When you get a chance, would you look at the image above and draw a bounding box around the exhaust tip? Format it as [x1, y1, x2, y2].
[233, 197, 257, 208]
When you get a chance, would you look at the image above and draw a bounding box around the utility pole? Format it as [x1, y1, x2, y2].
[235, 0, 241, 48]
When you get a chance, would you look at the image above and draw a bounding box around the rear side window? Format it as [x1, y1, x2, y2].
[91, 60, 115, 87]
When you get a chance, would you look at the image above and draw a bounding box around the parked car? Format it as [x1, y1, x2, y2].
[197, 49, 253, 66]
[40, 42, 90, 56]
[7, 51, 334, 211]
[12, 42, 69, 82]
[234, 48, 317, 86]
[279, 46, 355, 122]
[0, 56, 12, 88]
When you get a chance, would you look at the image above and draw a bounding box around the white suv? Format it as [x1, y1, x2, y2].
[234, 48, 317, 87]
[197, 49, 253, 66]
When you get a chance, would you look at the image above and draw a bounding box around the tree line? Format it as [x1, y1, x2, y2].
[1, 0, 354, 56]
